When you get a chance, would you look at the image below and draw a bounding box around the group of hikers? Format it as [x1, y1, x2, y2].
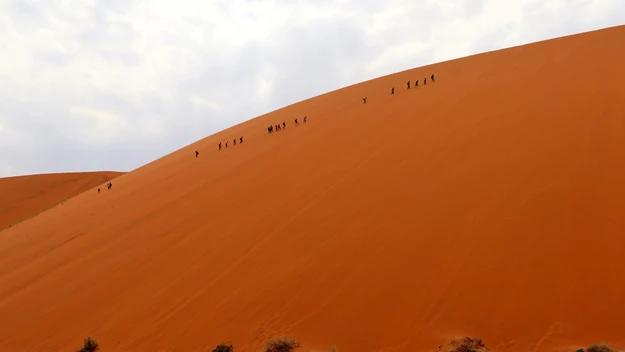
[387, 74, 435, 96]
[97, 182, 113, 193]
[268, 116, 307, 134]
[217, 136, 244, 151]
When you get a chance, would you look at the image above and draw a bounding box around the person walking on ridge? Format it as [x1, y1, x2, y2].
[407, 81, 411, 89]
[391, 87, 395, 94]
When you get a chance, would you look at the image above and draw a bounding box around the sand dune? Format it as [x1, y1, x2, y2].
[1, 25, 625, 352]
[0, 172, 123, 231]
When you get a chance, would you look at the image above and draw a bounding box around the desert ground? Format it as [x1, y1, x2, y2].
[1, 25, 624, 352]
[0, 171, 122, 231]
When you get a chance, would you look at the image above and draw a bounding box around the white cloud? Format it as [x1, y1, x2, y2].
[0, 0, 623, 176]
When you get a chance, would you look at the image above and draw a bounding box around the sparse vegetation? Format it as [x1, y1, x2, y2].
[449, 337, 488, 352]
[266, 337, 300, 352]
[326, 346, 338, 352]
[212, 343, 234, 352]
[586, 344, 615, 352]
[76, 337, 99, 352]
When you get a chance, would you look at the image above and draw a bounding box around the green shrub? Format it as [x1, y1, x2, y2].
[76, 337, 99, 352]
[266, 337, 299, 352]
[587, 344, 614, 352]
[212, 343, 234, 352]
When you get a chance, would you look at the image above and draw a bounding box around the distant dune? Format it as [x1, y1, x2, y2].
[0, 172, 123, 231]
[1, 25, 624, 352]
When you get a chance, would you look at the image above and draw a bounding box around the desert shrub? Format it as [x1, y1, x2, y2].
[76, 337, 99, 352]
[576, 349, 585, 352]
[212, 343, 234, 352]
[449, 337, 488, 352]
[586, 344, 614, 352]
[266, 337, 300, 352]
[326, 346, 338, 352]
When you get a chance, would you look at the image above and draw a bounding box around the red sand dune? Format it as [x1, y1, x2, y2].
[1, 25, 625, 352]
[0, 172, 123, 231]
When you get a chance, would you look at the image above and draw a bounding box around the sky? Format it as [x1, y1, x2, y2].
[0, 0, 623, 177]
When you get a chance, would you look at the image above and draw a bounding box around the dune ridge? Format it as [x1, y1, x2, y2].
[1, 25, 625, 352]
[0, 171, 123, 231]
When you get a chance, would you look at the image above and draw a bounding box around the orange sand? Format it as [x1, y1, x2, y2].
[1, 25, 625, 352]
[0, 172, 123, 230]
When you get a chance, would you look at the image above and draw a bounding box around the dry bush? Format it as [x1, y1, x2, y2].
[212, 343, 234, 352]
[266, 337, 300, 352]
[76, 337, 99, 352]
[449, 337, 488, 352]
[586, 344, 615, 352]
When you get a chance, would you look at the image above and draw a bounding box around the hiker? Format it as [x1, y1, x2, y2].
[219, 142, 222, 150]
[295, 118, 299, 125]
[363, 97, 367, 104]
[431, 74, 435, 82]
[240, 136, 243, 144]
[424, 77, 427, 85]
[407, 81, 411, 89]
[98, 188, 100, 193]
[195, 150, 199, 158]
[303, 116, 307, 123]
[415, 79, 419, 87]
[225, 141, 228, 148]
[233, 138, 236, 146]
[282, 121, 286, 129]
[391, 87, 395, 94]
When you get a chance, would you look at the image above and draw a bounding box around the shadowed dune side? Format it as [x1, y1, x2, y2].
[0, 25, 625, 352]
[0, 172, 123, 230]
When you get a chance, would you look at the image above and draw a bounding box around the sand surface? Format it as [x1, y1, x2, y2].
[0, 172, 123, 231]
[1, 25, 625, 352]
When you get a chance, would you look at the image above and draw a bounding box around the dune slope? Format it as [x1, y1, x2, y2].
[0, 172, 123, 231]
[1, 25, 625, 352]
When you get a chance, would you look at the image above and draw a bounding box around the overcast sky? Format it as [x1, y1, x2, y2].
[0, 0, 623, 177]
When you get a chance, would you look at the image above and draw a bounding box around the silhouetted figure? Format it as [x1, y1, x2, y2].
[303, 116, 307, 123]
[240, 137, 243, 144]
[98, 188, 100, 193]
[295, 118, 299, 125]
[391, 87, 395, 94]
[407, 81, 411, 89]
[233, 138, 236, 146]
[107, 182, 112, 190]
[424, 77, 427, 85]
[219, 142, 222, 150]
[282, 121, 286, 129]
[416, 80, 419, 87]
[195, 150, 199, 158]
[363, 97, 367, 104]
[225, 141, 228, 148]
[431, 74, 435, 82]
